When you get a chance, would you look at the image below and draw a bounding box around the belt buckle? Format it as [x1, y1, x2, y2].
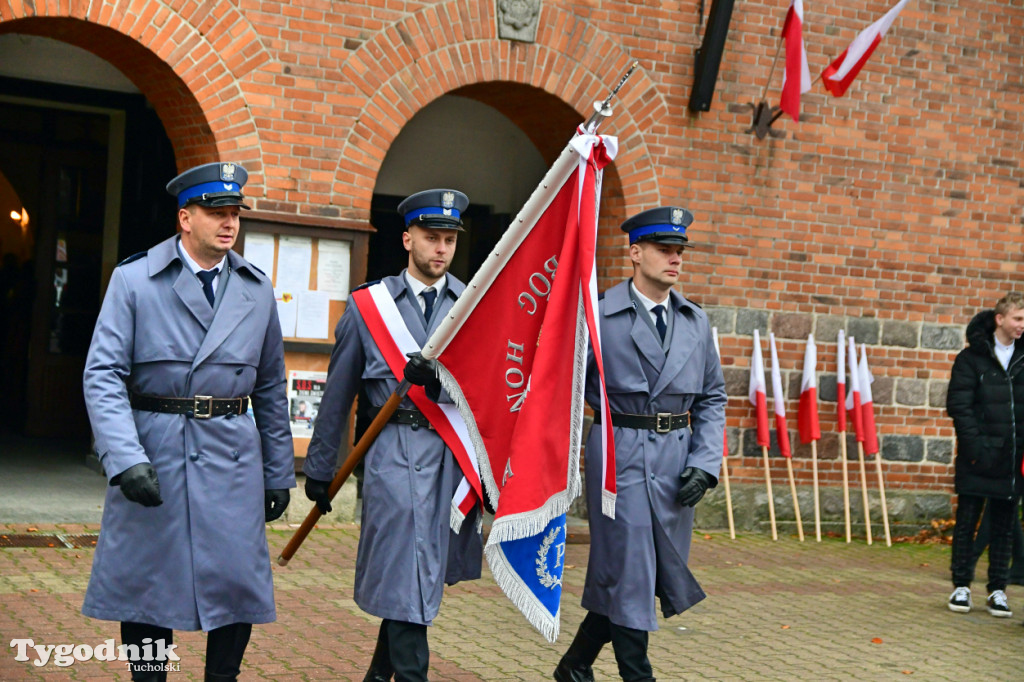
[193, 395, 214, 419]
[655, 412, 672, 433]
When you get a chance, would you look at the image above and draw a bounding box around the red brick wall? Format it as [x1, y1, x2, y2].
[2, 0, 1022, 501]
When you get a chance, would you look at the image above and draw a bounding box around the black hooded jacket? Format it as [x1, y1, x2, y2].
[946, 310, 1024, 499]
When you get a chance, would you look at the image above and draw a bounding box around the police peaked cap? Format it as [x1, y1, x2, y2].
[621, 206, 694, 246]
[167, 162, 251, 210]
[397, 189, 469, 231]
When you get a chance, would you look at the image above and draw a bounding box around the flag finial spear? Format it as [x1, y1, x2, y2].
[584, 61, 640, 131]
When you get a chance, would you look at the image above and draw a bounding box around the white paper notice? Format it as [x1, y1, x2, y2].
[275, 289, 298, 337]
[276, 236, 312, 292]
[296, 289, 330, 339]
[243, 232, 276, 280]
[316, 239, 351, 300]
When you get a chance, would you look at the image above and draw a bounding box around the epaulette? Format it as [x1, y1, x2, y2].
[249, 263, 267, 277]
[598, 291, 606, 301]
[350, 279, 381, 293]
[117, 252, 147, 267]
[685, 296, 703, 309]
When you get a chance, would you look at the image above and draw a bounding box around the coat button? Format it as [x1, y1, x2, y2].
[190, 452, 199, 462]
[235, 368, 244, 375]
[232, 450, 240, 461]
[648, 433, 656, 442]
[415, 465, 422, 472]
[411, 423, 419, 431]
[650, 473, 656, 480]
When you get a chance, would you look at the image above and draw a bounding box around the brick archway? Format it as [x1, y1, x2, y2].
[331, 0, 670, 222]
[0, 10, 270, 175]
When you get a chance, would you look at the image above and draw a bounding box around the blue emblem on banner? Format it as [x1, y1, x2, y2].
[489, 514, 567, 640]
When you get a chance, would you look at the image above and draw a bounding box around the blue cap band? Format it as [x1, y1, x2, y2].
[404, 207, 461, 224]
[628, 223, 687, 244]
[177, 181, 242, 207]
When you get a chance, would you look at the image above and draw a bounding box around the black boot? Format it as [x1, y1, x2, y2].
[364, 621, 394, 682]
[554, 620, 607, 682]
[609, 623, 655, 682]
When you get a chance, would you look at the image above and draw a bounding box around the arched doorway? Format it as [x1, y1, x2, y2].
[0, 34, 177, 442]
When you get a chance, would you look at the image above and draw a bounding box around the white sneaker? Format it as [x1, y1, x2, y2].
[948, 586, 972, 613]
[986, 590, 1012, 617]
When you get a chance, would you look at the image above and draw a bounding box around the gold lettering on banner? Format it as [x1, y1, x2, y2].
[516, 255, 558, 315]
[505, 340, 530, 412]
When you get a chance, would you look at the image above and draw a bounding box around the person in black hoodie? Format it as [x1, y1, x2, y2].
[946, 292, 1024, 618]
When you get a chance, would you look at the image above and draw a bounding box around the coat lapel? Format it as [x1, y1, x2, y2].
[650, 290, 698, 398]
[192, 265, 257, 370]
[172, 263, 215, 330]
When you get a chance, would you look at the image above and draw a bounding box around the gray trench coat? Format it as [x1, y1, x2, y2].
[581, 281, 726, 631]
[304, 272, 481, 626]
[81, 236, 295, 631]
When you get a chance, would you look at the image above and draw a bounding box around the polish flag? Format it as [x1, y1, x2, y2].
[780, 0, 811, 122]
[798, 334, 821, 444]
[836, 330, 847, 432]
[748, 330, 770, 447]
[769, 333, 793, 457]
[858, 344, 880, 455]
[844, 336, 864, 441]
[822, 0, 912, 97]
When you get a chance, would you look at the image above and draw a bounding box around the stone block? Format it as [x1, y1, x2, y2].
[815, 315, 845, 343]
[882, 434, 924, 462]
[926, 438, 953, 464]
[895, 378, 927, 406]
[706, 307, 735, 334]
[723, 367, 750, 397]
[847, 318, 880, 345]
[921, 324, 964, 350]
[772, 313, 812, 339]
[736, 309, 769, 336]
[929, 381, 948, 408]
[882, 321, 919, 348]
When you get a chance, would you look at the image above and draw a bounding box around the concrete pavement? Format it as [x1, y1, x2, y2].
[2, 519, 1024, 681]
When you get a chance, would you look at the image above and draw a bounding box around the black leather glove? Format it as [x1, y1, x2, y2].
[265, 489, 290, 522]
[675, 467, 714, 507]
[304, 476, 332, 514]
[404, 352, 438, 386]
[115, 462, 163, 507]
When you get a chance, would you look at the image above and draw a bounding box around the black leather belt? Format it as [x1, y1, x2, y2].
[130, 393, 249, 419]
[368, 406, 433, 430]
[595, 411, 690, 433]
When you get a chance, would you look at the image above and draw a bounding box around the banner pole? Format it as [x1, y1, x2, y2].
[839, 431, 852, 542]
[278, 381, 410, 566]
[874, 453, 892, 546]
[785, 456, 804, 542]
[810, 440, 821, 541]
[857, 440, 873, 545]
[762, 445, 778, 541]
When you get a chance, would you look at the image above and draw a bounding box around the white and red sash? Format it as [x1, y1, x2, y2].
[350, 283, 482, 529]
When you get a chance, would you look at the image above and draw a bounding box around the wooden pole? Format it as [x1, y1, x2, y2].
[278, 385, 409, 566]
[856, 441, 873, 545]
[785, 456, 804, 541]
[839, 432, 852, 543]
[722, 453, 736, 539]
[762, 445, 778, 541]
[811, 439, 821, 542]
[874, 453, 892, 546]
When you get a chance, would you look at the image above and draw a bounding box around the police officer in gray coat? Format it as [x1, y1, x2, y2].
[555, 207, 726, 682]
[82, 162, 295, 682]
[304, 189, 482, 682]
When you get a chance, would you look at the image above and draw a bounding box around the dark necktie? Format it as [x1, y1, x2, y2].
[652, 304, 667, 342]
[197, 268, 219, 307]
[422, 287, 437, 322]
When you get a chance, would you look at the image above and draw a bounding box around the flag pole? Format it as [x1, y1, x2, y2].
[278, 381, 410, 566]
[856, 441, 873, 545]
[762, 445, 778, 541]
[712, 327, 736, 539]
[874, 454, 892, 546]
[839, 432, 852, 542]
[785, 455, 804, 541]
[810, 439, 821, 542]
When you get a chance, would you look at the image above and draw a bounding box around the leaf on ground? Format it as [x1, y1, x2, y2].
[871, 637, 883, 644]
[780, 625, 790, 630]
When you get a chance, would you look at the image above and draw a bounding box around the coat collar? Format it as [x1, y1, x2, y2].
[146, 235, 267, 284]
